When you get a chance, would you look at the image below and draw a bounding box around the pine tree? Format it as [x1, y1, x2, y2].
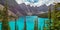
[15, 19, 17, 30]
[24, 16, 27, 30]
[34, 17, 38, 30]
[1, 0, 19, 30]
[15, 16, 19, 30]
[43, 20, 46, 30]
[51, 3, 60, 30]
[1, 0, 10, 30]
[0, 10, 2, 20]
[48, 6, 51, 30]
[54, 3, 60, 30]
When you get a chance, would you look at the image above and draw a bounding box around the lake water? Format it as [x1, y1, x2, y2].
[0, 16, 48, 30]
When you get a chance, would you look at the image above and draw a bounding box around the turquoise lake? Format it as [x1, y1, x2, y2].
[0, 16, 48, 30]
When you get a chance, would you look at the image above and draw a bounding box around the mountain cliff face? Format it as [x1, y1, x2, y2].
[19, 3, 54, 15]
[0, 0, 24, 16]
[0, 4, 16, 17]
[0, 0, 54, 16]
[37, 4, 48, 12]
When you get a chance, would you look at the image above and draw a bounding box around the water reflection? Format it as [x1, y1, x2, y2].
[0, 16, 48, 30]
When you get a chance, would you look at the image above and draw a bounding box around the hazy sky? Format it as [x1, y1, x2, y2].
[15, 0, 60, 6]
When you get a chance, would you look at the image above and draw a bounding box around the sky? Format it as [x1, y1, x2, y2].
[15, 0, 60, 7]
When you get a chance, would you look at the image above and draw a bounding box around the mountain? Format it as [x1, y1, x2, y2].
[19, 3, 54, 15]
[0, 0, 25, 16]
[37, 4, 48, 12]
[0, 4, 16, 17]
[0, 0, 54, 16]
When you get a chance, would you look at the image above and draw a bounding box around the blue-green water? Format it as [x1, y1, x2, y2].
[0, 16, 48, 30]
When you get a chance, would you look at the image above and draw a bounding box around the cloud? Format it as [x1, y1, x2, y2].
[15, 0, 23, 4]
[33, 0, 54, 6]
[16, 0, 60, 6]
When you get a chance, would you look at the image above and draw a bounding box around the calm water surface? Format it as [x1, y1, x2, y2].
[0, 16, 48, 30]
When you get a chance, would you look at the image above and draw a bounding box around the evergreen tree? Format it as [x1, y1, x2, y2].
[52, 3, 58, 30]
[34, 17, 38, 30]
[15, 15, 19, 30]
[51, 3, 60, 30]
[43, 19, 47, 30]
[54, 3, 60, 30]
[15, 19, 17, 30]
[1, 0, 10, 30]
[15, 16, 19, 30]
[0, 0, 19, 30]
[0, 10, 3, 20]
[24, 16, 27, 30]
[48, 6, 51, 30]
